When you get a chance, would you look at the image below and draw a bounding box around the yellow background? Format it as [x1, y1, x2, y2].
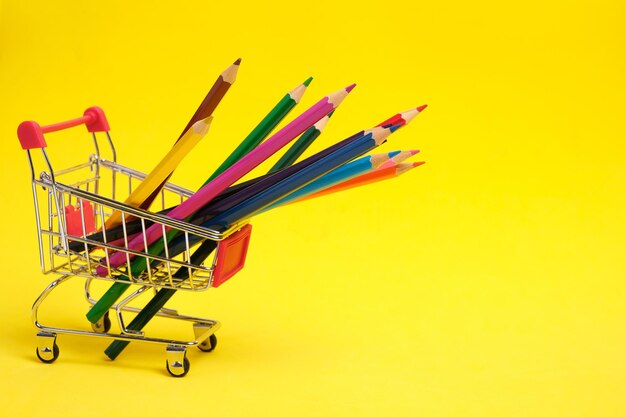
[1, 0, 625, 415]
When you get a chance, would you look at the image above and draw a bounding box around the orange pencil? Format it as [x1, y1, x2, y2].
[293, 161, 425, 203]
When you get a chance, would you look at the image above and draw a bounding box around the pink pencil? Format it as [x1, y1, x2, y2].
[97, 84, 355, 275]
[377, 149, 420, 169]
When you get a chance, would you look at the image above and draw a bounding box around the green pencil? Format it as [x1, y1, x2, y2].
[267, 110, 334, 173]
[202, 77, 313, 185]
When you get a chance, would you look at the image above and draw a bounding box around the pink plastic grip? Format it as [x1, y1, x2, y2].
[17, 106, 110, 150]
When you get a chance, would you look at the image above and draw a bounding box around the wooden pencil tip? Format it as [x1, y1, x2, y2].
[410, 149, 420, 155]
[401, 106, 427, 125]
[390, 150, 415, 164]
[222, 59, 241, 83]
[313, 112, 331, 131]
[192, 116, 213, 135]
[396, 161, 424, 174]
[303, 76, 313, 87]
[371, 126, 393, 145]
[327, 85, 354, 108]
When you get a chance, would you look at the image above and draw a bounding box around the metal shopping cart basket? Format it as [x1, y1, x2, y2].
[18, 107, 253, 376]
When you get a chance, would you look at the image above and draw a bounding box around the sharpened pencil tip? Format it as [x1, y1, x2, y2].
[327, 85, 354, 108]
[192, 116, 213, 135]
[389, 124, 402, 133]
[389, 150, 402, 158]
[327, 110, 335, 117]
[233, 58, 242, 65]
[303, 76, 313, 87]
[410, 149, 420, 155]
[313, 113, 331, 131]
[416, 104, 428, 112]
[413, 161, 426, 167]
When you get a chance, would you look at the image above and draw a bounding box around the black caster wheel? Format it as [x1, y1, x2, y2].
[36, 343, 59, 364]
[197, 334, 217, 352]
[166, 356, 190, 377]
[91, 311, 112, 333]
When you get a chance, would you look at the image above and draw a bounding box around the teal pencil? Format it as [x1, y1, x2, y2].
[263, 150, 401, 210]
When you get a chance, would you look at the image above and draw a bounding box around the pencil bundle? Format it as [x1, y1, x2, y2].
[75, 59, 427, 358]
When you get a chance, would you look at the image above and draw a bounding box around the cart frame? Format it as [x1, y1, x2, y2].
[19, 107, 246, 376]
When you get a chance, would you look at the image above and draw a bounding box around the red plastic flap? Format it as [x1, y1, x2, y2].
[212, 224, 253, 288]
[65, 202, 96, 237]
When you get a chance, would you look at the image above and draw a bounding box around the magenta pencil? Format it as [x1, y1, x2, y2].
[96, 84, 355, 276]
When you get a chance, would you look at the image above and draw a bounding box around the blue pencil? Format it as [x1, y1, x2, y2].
[262, 150, 401, 211]
[204, 125, 399, 230]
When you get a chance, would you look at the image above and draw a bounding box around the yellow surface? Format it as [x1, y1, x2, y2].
[0, 0, 625, 415]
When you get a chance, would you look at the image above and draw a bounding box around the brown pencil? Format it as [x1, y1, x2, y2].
[140, 58, 241, 210]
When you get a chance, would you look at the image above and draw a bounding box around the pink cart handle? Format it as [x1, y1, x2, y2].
[17, 106, 110, 150]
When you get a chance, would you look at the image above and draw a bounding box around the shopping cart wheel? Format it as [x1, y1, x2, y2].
[36, 332, 59, 363]
[91, 311, 111, 333]
[166, 344, 190, 377]
[36, 343, 59, 363]
[166, 356, 190, 378]
[197, 334, 218, 352]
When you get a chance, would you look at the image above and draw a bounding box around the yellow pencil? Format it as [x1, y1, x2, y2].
[104, 116, 213, 228]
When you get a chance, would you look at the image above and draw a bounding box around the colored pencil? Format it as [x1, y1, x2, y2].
[102, 117, 213, 229]
[262, 150, 401, 210]
[178, 59, 242, 139]
[87, 84, 356, 322]
[267, 110, 334, 173]
[190, 130, 367, 219]
[141, 59, 242, 210]
[377, 104, 427, 127]
[376, 149, 419, 169]
[103, 125, 397, 359]
[203, 77, 313, 185]
[296, 161, 425, 203]
[205, 126, 396, 229]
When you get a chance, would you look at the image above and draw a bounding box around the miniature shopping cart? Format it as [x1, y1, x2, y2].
[18, 107, 253, 377]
